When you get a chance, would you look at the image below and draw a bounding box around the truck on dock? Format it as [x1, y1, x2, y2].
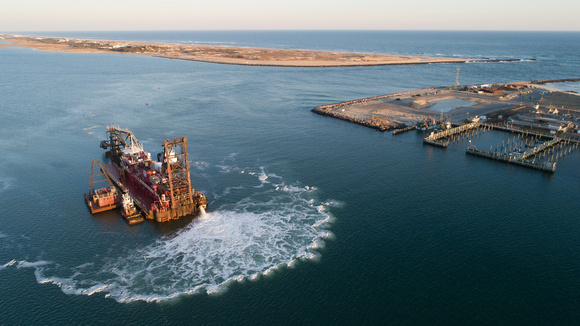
[86, 124, 207, 224]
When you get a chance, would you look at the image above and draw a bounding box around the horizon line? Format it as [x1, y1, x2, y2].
[2, 29, 580, 33]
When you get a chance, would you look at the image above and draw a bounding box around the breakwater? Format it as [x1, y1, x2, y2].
[310, 107, 403, 131]
[530, 78, 580, 84]
[392, 125, 417, 135]
[311, 87, 444, 131]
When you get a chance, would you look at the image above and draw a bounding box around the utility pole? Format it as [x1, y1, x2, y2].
[455, 67, 461, 89]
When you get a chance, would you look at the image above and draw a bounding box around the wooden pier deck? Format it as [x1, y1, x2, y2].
[463, 122, 579, 173]
[465, 136, 566, 173]
[518, 138, 563, 160]
[466, 146, 557, 172]
[488, 122, 580, 144]
[423, 122, 481, 148]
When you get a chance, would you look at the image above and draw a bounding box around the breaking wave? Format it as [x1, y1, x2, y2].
[5, 166, 337, 303]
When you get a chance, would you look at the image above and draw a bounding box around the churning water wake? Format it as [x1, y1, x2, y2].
[3, 166, 337, 303]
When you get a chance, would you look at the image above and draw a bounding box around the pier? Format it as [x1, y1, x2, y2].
[518, 138, 563, 160]
[466, 145, 558, 173]
[419, 119, 579, 173]
[464, 128, 579, 173]
[423, 122, 482, 147]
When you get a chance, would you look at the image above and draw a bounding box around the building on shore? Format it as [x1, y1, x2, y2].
[508, 105, 579, 134]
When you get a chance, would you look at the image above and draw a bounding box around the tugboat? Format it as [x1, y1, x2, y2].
[85, 159, 121, 213]
[120, 192, 144, 225]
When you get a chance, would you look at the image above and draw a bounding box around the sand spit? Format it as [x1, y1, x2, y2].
[0, 34, 530, 67]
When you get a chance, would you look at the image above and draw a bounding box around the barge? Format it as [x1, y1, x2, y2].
[86, 124, 207, 224]
[85, 159, 121, 213]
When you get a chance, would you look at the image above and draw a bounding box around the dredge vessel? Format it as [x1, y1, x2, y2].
[85, 125, 207, 224]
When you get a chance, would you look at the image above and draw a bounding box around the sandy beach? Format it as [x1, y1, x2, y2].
[0, 34, 525, 67]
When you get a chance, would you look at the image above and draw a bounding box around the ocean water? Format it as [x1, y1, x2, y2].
[0, 31, 579, 324]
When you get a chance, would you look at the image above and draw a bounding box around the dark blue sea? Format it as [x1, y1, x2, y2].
[1, 31, 579, 325]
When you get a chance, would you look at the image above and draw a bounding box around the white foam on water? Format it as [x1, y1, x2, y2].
[0, 259, 50, 272]
[0, 176, 13, 194]
[258, 173, 269, 183]
[16, 260, 49, 268]
[192, 160, 210, 171]
[22, 168, 338, 303]
[0, 259, 17, 271]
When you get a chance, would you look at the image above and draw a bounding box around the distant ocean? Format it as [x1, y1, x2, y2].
[0, 31, 579, 324]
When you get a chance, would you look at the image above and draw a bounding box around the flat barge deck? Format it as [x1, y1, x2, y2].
[102, 162, 206, 222]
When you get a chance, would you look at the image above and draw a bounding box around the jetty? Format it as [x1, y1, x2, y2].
[392, 125, 417, 135]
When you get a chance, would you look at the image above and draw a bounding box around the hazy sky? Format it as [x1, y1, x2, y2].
[2, 0, 579, 31]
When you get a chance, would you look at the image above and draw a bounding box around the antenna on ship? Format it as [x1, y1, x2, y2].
[455, 67, 461, 89]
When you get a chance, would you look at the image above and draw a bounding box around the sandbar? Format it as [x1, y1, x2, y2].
[0, 34, 529, 67]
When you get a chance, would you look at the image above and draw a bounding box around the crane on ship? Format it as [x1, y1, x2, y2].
[100, 124, 142, 164]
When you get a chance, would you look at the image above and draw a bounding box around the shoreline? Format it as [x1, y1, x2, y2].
[0, 34, 533, 67]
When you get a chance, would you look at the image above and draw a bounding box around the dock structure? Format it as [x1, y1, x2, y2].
[517, 138, 563, 160]
[423, 121, 481, 147]
[463, 121, 580, 173]
[489, 122, 580, 144]
[466, 145, 557, 173]
[465, 136, 574, 173]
